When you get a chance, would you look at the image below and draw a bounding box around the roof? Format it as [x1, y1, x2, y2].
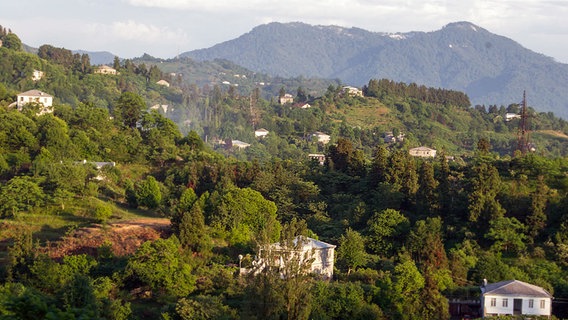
[255, 128, 269, 133]
[482, 280, 552, 298]
[410, 146, 436, 152]
[17, 90, 53, 98]
[272, 236, 336, 251]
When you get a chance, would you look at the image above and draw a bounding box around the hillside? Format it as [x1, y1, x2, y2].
[182, 21, 568, 119]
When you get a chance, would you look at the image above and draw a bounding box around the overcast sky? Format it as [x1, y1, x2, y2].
[1, 0, 567, 63]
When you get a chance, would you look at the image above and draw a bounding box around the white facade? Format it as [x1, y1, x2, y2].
[32, 70, 44, 81]
[16, 90, 53, 113]
[312, 131, 331, 144]
[255, 128, 269, 138]
[481, 280, 552, 318]
[255, 236, 336, 280]
[409, 146, 437, 158]
[279, 93, 294, 105]
[94, 65, 118, 75]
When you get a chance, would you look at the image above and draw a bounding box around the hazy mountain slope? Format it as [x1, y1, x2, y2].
[182, 21, 568, 119]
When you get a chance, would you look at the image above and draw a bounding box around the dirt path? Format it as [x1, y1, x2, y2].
[44, 217, 172, 259]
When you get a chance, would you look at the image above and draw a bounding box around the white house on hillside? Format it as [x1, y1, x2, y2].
[279, 93, 294, 105]
[312, 131, 331, 144]
[409, 146, 437, 158]
[480, 279, 552, 318]
[16, 90, 54, 115]
[254, 128, 269, 138]
[94, 65, 118, 75]
[247, 236, 336, 280]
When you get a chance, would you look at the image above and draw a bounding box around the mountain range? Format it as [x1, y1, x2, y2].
[181, 21, 568, 119]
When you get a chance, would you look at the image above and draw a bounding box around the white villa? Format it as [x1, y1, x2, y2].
[279, 93, 294, 105]
[248, 236, 336, 280]
[16, 90, 54, 114]
[94, 65, 118, 75]
[342, 86, 364, 97]
[480, 279, 552, 318]
[231, 140, 251, 149]
[312, 131, 331, 145]
[254, 128, 269, 138]
[409, 146, 437, 158]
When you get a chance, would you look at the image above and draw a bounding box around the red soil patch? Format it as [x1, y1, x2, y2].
[43, 218, 172, 259]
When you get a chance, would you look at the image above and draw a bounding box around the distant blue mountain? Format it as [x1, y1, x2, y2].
[182, 21, 568, 119]
[73, 50, 116, 66]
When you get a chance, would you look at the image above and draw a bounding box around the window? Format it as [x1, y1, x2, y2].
[490, 298, 496, 307]
[540, 300, 546, 309]
[529, 299, 534, 308]
[502, 298, 508, 307]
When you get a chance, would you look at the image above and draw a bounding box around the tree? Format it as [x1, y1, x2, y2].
[179, 201, 211, 253]
[114, 92, 146, 128]
[337, 228, 367, 275]
[416, 161, 439, 216]
[485, 216, 527, 254]
[468, 162, 505, 226]
[3, 33, 22, 50]
[135, 175, 162, 209]
[211, 186, 281, 247]
[0, 176, 45, 217]
[392, 252, 424, 319]
[126, 236, 196, 297]
[366, 209, 409, 257]
[526, 175, 548, 242]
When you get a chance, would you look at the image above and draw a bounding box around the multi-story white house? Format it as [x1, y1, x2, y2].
[480, 279, 552, 318]
[16, 90, 54, 114]
[249, 236, 336, 280]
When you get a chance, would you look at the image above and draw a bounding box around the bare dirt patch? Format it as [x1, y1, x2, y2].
[43, 218, 172, 259]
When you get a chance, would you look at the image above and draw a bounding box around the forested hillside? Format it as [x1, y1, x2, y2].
[183, 21, 568, 119]
[1, 28, 568, 319]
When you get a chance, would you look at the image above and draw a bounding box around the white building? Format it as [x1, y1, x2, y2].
[16, 90, 54, 114]
[409, 146, 437, 158]
[32, 70, 44, 81]
[94, 65, 118, 75]
[251, 236, 336, 280]
[480, 279, 552, 318]
[254, 128, 269, 138]
[156, 80, 170, 87]
[279, 93, 294, 105]
[312, 131, 331, 145]
[231, 140, 251, 149]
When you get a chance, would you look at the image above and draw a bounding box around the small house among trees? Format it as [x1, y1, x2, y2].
[94, 65, 118, 75]
[480, 279, 552, 318]
[409, 146, 436, 158]
[279, 93, 294, 105]
[311, 131, 331, 145]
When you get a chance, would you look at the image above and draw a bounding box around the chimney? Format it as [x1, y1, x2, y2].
[482, 278, 487, 287]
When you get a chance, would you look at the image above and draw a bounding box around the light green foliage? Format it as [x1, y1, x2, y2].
[337, 228, 367, 275]
[174, 295, 237, 320]
[392, 253, 425, 319]
[135, 175, 162, 209]
[92, 202, 113, 222]
[126, 236, 196, 297]
[0, 176, 45, 217]
[366, 209, 409, 257]
[212, 185, 280, 246]
[311, 281, 385, 320]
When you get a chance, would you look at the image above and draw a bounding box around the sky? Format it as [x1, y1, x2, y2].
[1, 0, 567, 63]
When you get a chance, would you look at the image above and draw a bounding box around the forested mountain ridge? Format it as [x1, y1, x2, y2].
[183, 21, 568, 119]
[1, 27, 568, 319]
